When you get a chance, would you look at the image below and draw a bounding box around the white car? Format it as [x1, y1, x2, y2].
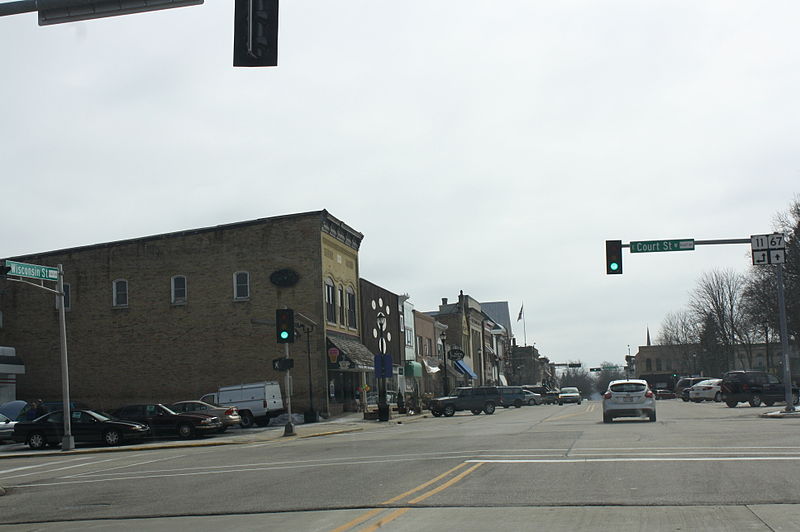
[602, 379, 656, 423]
[688, 378, 722, 402]
[0, 413, 16, 441]
[558, 387, 582, 405]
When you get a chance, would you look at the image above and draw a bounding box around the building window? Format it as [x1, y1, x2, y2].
[171, 276, 187, 304]
[233, 272, 249, 300]
[346, 287, 357, 328]
[338, 286, 345, 324]
[656, 359, 662, 371]
[425, 338, 432, 357]
[646, 359, 652, 371]
[405, 329, 414, 347]
[325, 279, 336, 323]
[113, 279, 128, 307]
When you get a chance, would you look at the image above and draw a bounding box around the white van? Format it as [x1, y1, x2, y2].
[201, 381, 284, 428]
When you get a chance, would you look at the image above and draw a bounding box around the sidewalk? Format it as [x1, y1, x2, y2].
[0, 410, 429, 460]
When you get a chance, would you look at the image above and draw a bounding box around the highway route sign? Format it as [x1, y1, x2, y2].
[751, 233, 786, 265]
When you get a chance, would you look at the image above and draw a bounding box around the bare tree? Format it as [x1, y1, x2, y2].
[657, 309, 701, 375]
[689, 269, 746, 372]
[595, 363, 626, 395]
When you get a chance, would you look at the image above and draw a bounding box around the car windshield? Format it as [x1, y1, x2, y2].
[561, 388, 579, 393]
[87, 411, 112, 422]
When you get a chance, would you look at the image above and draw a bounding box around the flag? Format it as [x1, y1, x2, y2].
[517, 304, 524, 321]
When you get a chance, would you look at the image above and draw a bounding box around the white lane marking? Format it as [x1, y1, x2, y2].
[63, 454, 188, 478]
[0, 456, 96, 476]
[2, 458, 118, 480]
[468, 457, 800, 464]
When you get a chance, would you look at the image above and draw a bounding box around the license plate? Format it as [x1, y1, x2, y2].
[623, 397, 633, 402]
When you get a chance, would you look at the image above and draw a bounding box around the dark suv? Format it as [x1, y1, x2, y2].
[430, 387, 501, 417]
[498, 386, 526, 408]
[720, 370, 799, 408]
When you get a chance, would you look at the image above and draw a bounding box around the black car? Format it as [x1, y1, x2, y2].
[111, 403, 223, 439]
[720, 370, 800, 408]
[12, 409, 150, 449]
[429, 387, 501, 417]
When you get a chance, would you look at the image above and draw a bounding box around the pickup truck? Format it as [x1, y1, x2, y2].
[201, 381, 284, 428]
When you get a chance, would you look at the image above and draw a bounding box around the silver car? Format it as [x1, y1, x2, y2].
[0, 413, 17, 441]
[602, 379, 656, 423]
[170, 400, 241, 432]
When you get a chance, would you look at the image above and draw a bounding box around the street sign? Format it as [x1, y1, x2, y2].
[3, 260, 59, 281]
[447, 349, 465, 361]
[751, 233, 786, 265]
[589, 367, 602, 372]
[629, 239, 695, 253]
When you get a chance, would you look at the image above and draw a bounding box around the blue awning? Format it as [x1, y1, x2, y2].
[453, 360, 478, 380]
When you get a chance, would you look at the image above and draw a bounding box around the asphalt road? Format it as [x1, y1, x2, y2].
[3, 400, 800, 531]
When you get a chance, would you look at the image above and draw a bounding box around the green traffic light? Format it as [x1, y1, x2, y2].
[280, 331, 289, 340]
[610, 262, 619, 271]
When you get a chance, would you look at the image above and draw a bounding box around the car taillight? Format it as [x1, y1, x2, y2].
[224, 408, 236, 415]
[264, 400, 268, 408]
[603, 392, 612, 399]
[645, 391, 654, 398]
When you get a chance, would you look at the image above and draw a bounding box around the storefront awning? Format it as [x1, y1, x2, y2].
[422, 357, 441, 374]
[453, 360, 478, 380]
[405, 361, 423, 378]
[327, 333, 374, 371]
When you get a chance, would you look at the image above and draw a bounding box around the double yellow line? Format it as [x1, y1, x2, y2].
[331, 461, 483, 532]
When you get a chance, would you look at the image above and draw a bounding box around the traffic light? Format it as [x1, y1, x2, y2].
[233, 0, 279, 67]
[0, 262, 10, 279]
[275, 308, 295, 343]
[605, 240, 623, 274]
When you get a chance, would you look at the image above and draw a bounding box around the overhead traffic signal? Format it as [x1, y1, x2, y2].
[233, 0, 279, 67]
[605, 240, 623, 275]
[275, 308, 295, 343]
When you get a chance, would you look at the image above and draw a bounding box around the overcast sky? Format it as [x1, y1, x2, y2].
[2, 1, 798, 369]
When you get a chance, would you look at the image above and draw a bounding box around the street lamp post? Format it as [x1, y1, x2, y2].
[440, 331, 449, 396]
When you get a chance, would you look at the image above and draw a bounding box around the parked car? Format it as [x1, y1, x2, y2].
[111, 403, 222, 439]
[498, 386, 526, 408]
[602, 379, 656, 423]
[0, 400, 28, 421]
[558, 387, 582, 405]
[200, 381, 284, 428]
[429, 387, 501, 417]
[12, 409, 149, 449]
[688, 379, 722, 402]
[522, 385, 558, 404]
[170, 400, 241, 432]
[0, 413, 17, 441]
[675, 377, 708, 402]
[720, 370, 800, 408]
[523, 390, 541, 405]
[655, 389, 676, 400]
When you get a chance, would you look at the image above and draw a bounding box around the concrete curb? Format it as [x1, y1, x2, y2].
[760, 410, 800, 418]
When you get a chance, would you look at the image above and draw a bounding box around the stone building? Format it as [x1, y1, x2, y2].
[0, 210, 369, 417]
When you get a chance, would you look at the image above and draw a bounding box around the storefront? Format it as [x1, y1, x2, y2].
[326, 333, 374, 414]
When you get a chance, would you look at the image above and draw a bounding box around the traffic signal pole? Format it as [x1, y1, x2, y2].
[283, 341, 295, 436]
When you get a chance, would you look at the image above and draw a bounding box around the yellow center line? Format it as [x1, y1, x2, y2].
[380, 462, 470, 505]
[329, 508, 384, 532]
[359, 508, 411, 532]
[407, 462, 484, 504]
[546, 404, 594, 422]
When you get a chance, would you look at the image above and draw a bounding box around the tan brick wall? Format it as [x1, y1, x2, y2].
[0, 213, 343, 415]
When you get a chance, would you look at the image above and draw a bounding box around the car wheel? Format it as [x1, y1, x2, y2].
[649, 411, 657, 422]
[177, 423, 196, 439]
[793, 392, 799, 405]
[749, 394, 762, 407]
[431, 410, 442, 417]
[514, 400, 523, 408]
[558, 401, 563, 406]
[503, 405, 509, 409]
[682, 396, 689, 402]
[603, 414, 612, 423]
[484, 402, 496, 415]
[471, 409, 482, 415]
[239, 412, 255, 428]
[27, 431, 47, 450]
[528, 400, 535, 406]
[764, 400, 775, 407]
[726, 401, 738, 408]
[578, 400, 582, 405]
[714, 392, 721, 402]
[103, 429, 122, 446]
[443, 405, 456, 417]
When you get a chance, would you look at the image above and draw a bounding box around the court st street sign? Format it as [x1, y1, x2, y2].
[3, 260, 59, 281]
[629, 239, 695, 253]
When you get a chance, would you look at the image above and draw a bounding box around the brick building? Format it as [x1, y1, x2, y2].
[0, 210, 370, 417]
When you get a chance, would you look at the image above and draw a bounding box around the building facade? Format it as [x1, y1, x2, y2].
[0, 210, 367, 417]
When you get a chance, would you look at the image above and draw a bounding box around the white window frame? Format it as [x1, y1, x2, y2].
[233, 271, 250, 300]
[171, 275, 187, 305]
[112, 279, 128, 308]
